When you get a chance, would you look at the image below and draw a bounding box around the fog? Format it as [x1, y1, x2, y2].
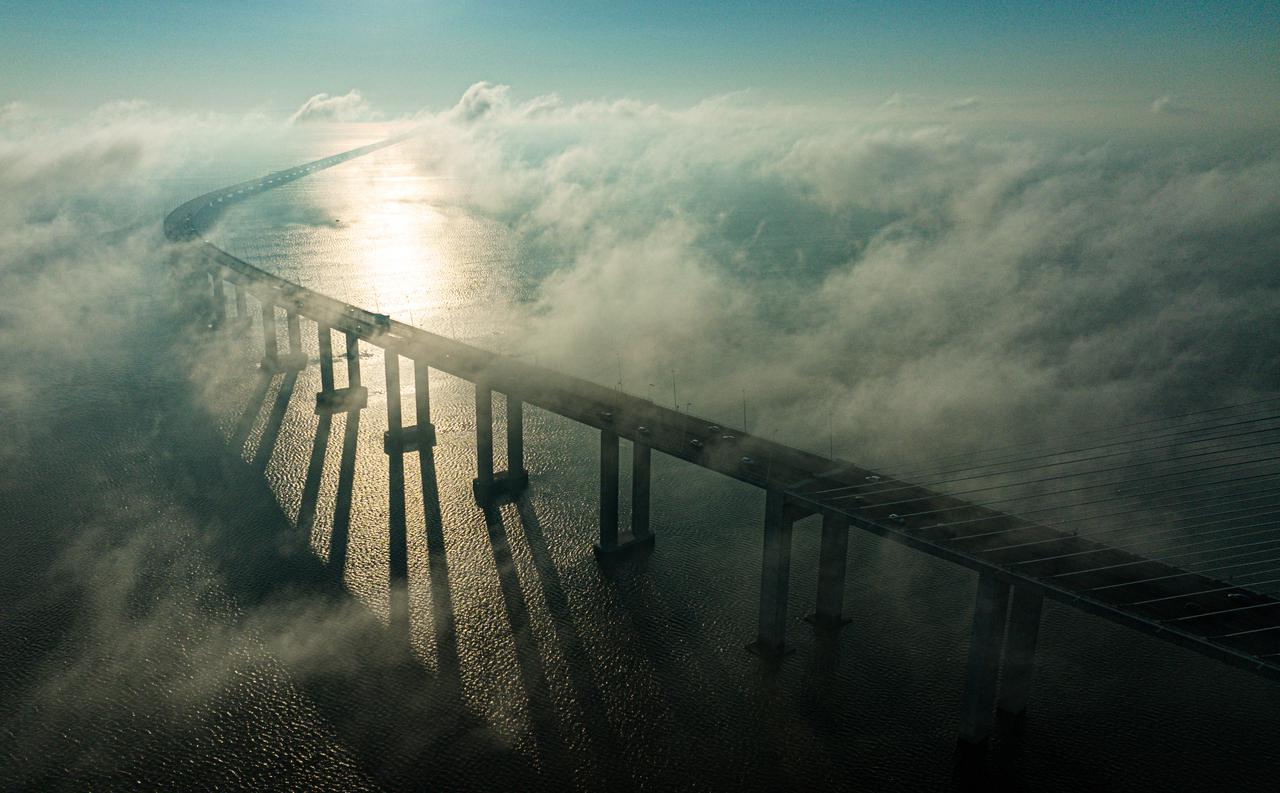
[2, 89, 1279, 790]
[386, 85, 1280, 468]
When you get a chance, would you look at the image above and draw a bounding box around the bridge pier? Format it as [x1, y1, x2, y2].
[997, 586, 1043, 720]
[209, 275, 225, 328]
[234, 282, 248, 326]
[259, 305, 306, 373]
[748, 490, 797, 658]
[958, 575, 1010, 748]
[472, 385, 526, 504]
[383, 351, 403, 440]
[594, 431, 655, 560]
[318, 324, 335, 391]
[632, 441, 652, 542]
[384, 350, 409, 635]
[315, 328, 367, 414]
[383, 354, 437, 454]
[806, 512, 852, 631]
[260, 302, 276, 362]
[504, 396, 529, 488]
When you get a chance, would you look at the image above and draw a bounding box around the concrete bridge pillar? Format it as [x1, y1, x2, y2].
[314, 328, 368, 414]
[261, 308, 306, 373]
[210, 275, 225, 327]
[346, 332, 361, 387]
[631, 442, 652, 541]
[505, 397, 528, 484]
[287, 311, 302, 356]
[472, 384, 495, 503]
[506, 397, 523, 475]
[807, 512, 852, 631]
[384, 350, 409, 632]
[384, 351, 402, 437]
[749, 489, 795, 658]
[471, 385, 526, 504]
[317, 324, 335, 391]
[597, 429, 621, 551]
[958, 575, 1010, 747]
[383, 354, 437, 455]
[234, 282, 248, 324]
[260, 302, 278, 362]
[997, 586, 1043, 720]
[593, 432, 654, 560]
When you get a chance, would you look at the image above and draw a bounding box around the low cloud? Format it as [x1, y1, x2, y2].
[1150, 94, 1202, 116]
[289, 89, 373, 124]
[395, 83, 1280, 467]
[448, 81, 511, 123]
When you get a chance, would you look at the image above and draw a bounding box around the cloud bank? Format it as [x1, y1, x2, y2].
[393, 83, 1280, 467]
[289, 90, 373, 124]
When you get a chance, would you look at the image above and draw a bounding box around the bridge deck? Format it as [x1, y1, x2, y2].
[165, 139, 1280, 683]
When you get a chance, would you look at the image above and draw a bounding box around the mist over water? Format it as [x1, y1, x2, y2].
[3, 95, 1280, 791]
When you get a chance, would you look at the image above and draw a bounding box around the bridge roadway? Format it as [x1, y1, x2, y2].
[165, 135, 1280, 748]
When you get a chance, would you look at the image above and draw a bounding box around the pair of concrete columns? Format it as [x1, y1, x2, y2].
[752, 492, 851, 658]
[594, 429, 655, 558]
[471, 385, 529, 504]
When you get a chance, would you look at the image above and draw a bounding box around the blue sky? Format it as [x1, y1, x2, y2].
[2, 0, 1277, 118]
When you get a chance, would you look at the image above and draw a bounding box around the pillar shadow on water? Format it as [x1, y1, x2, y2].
[295, 413, 333, 538]
[512, 497, 633, 790]
[159, 373, 546, 791]
[417, 446, 463, 699]
[610, 569, 789, 790]
[328, 410, 360, 580]
[480, 503, 575, 784]
[388, 440, 410, 646]
[229, 370, 274, 453]
[252, 371, 297, 471]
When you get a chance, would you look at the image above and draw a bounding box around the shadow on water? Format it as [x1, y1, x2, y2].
[512, 497, 633, 790]
[296, 412, 332, 537]
[479, 502, 575, 783]
[251, 370, 297, 471]
[328, 410, 360, 579]
[175, 369, 554, 791]
[229, 369, 274, 452]
[388, 435, 409, 645]
[417, 446, 462, 699]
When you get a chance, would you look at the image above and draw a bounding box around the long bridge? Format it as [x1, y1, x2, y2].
[165, 135, 1280, 749]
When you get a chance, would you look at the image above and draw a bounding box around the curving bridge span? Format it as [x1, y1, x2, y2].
[164, 135, 1280, 749]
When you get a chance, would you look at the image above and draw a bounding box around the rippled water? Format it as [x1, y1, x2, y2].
[4, 135, 1279, 791]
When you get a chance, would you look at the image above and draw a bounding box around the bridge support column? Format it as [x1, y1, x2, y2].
[593, 433, 654, 561]
[473, 387, 526, 504]
[748, 490, 795, 658]
[384, 352, 402, 434]
[632, 442, 653, 543]
[234, 282, 248, 326]
[210, 275, 225, 328]
[384, 351, 409, 634]
[472, 384, 496, 504]
[806, 512, 851, 631]
[594, 429, 621, 553]
[958, 575, 1010, 748]
[317, 329, 368, 414]
[384, 356, 437, 454]
[318, 324, 335, 391]
[346, 331, 361, 388]
[260, 303, 277, 362]
[997, 587, 1043, 720]
[501, 397, 529, 491]
[260, 305, 306, 373]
